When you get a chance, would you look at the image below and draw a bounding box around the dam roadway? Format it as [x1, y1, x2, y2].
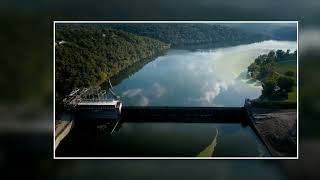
[120, 106, 246, 123]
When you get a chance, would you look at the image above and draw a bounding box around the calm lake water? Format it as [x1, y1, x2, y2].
[56, 40, 297, 157]
[113, 40, 297, 107]
[57, 122, 269, 157]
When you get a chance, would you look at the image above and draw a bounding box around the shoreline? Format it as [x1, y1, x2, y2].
[245, 99, 297, 157]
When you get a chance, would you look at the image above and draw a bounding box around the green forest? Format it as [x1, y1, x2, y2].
[55, 23, 270, 99]
[247, 49, 297, 102]
[55, 26, 169, 98]
[68, 23, 270, 47]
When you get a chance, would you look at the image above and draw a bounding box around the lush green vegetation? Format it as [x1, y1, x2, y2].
[55, 25, 169, 97]
[106, 23, 270, 47]
[274, 60, 297, 75]
[247, 49, 297, 102]
[60, 23, 270, 48]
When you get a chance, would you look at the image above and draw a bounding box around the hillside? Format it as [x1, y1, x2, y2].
[225, 23, 297, 41]
[105, 23, 270, 47]
[247, 49, 297, 102]
[55, 26, 169, 97]
[61, 23, 270, 47]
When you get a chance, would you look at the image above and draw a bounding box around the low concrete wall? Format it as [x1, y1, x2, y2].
[121, 106, 246, 123]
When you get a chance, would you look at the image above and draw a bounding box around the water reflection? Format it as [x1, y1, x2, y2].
[111, 40, 297, 107]
[56, 122, 269, 157]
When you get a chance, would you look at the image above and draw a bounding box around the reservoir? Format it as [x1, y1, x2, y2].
[56, 40, 297, 157]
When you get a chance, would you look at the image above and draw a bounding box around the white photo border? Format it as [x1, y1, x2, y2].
[53, 21, 299, 160]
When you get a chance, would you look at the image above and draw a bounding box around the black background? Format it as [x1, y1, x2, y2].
[1, 0, 319, 179]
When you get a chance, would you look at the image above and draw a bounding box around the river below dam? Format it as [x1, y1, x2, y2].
[56, 40, 297, 157]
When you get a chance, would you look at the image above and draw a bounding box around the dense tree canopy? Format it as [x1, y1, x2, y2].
[248, 49, 297, 100]
[55, 26, 169, 96]
[276, 49, 297, 61]
[277, 76, 295, 92]
[105, 23, 270, 47]
[59, 23, 270, 48]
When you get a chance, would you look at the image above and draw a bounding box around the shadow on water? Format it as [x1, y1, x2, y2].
[100, 51, 167, 88]
[55, 115, 270, 157]
[172, 39, 273, 51]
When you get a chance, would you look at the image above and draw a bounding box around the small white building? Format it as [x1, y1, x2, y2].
[58, 40, 66, 45]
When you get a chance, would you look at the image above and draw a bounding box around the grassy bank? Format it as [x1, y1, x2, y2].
[247, 50, 297, 103]
[274, 59, 297, 102]
[274, 60, 297, 74]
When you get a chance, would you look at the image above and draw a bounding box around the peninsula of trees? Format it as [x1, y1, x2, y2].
[247, 49, 297, 101]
